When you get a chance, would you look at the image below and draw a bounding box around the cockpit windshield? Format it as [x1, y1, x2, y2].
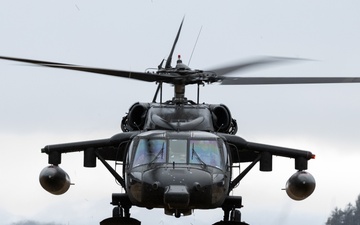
[132, 137, 224, 169]
[189, 140, 221, 168]
[132, 139, 166, 167]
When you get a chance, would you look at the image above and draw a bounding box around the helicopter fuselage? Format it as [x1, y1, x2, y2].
[124, 130, 231, 217]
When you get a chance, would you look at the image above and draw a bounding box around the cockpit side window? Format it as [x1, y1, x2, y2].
[133, 139, 166, 167]
[189, 140, 222, 168]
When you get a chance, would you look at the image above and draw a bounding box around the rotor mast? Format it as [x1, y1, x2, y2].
[173, 84, 186, 103]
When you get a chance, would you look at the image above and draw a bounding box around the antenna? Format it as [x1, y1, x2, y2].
[188, 26, 203, 66]
[165, 17, 184, 69]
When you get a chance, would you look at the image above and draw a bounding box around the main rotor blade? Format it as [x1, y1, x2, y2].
[165, 17, 184, 69]
[0, 56, 175, 82]
[220, 76, 360, 85]
[206, 56, 307, 76]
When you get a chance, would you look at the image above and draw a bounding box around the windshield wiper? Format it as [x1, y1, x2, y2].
[192, 143, 207, 168]
[149, 142, 165, 165]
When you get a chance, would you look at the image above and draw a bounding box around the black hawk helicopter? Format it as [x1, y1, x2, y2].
[2, 19, 360, 225]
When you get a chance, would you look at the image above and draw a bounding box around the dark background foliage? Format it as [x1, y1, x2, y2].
[326, 195, 360, 225]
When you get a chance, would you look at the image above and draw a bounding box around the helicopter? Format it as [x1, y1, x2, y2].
[1, 19, 360, 225]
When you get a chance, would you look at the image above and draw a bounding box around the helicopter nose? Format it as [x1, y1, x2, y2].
[164, 185, 189, 209]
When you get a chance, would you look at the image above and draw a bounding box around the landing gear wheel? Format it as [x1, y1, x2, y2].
[100, 193, 141, 225]
[213, 222, 249, 225]
[100, 217, 141, 225]
[213, 196, 249, 225]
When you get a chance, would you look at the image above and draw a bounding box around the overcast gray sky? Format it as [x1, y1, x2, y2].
[1, 1, 360, 225]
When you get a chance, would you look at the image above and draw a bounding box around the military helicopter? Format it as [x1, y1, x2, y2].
[1, 18, 360, 225]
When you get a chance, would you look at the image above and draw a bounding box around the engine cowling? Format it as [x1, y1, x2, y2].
[210, 104, 232, 133]
[286, 171, 315, 201]
[122, 102, 149, 131]
[39, 165, 71, 195]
